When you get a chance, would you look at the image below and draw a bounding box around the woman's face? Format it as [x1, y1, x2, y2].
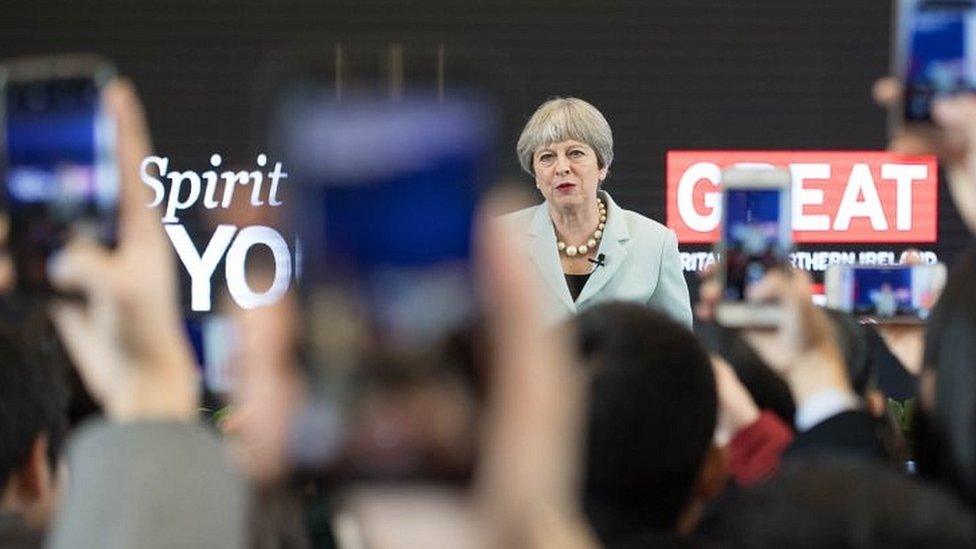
[532, 139, 606, 208]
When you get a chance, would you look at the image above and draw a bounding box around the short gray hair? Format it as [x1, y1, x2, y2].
[516, 97, 614, 176]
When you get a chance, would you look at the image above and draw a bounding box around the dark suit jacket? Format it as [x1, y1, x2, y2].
[785, 410, 886, 461]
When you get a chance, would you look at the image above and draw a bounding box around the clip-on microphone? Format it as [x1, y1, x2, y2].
[588, 253, 607, 267]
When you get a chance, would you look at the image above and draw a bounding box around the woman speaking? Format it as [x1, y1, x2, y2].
[500, 97, 692, 326]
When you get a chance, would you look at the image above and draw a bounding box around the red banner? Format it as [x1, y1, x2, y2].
[665, 151, 938, 244]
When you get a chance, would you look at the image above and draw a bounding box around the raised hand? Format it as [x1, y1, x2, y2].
[48, 80, 198, 421]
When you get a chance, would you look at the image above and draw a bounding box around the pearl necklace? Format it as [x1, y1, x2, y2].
[556, 198, 606, 257]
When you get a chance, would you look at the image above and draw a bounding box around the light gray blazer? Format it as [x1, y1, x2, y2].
[47, 420, 247, 549]
[499, 191, 693, 328]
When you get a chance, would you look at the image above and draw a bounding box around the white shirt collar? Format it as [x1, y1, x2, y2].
[794, 389, 862, 432]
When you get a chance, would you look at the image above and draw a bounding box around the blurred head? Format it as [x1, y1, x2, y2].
[704, 457, 976, 548]
[0, 327, 68, 528]
[575, 302, 722, 543]
[919, 248, 976, 503]
[516, 98, 612, 208]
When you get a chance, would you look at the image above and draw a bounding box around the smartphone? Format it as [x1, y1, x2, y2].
[715, 166, 792, 327]
[825, 264, 947, 324]
[894, 0, 976, 125]
[272, 89, 494, 479]
[0, 55, 118, 295]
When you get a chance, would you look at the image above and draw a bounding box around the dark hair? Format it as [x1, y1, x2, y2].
[920, 247, 976, 503]
[0, 326, 68, 489]
[703, 457, 976, 548]
[576, 302, 717, 542]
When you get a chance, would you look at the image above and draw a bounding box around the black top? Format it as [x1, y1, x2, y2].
[565, 273, 592, 302]
[0, 513, 44, 549]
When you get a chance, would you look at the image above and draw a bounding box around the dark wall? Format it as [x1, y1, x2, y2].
[2, 0, 967, 257]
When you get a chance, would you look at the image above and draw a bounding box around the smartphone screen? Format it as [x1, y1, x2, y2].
[900, 0, 976, 122]
[825, 264, 946, 322]
[721, 187, 790, 301]
[278, 92, 494, 349]
[2, 68, 117, 293]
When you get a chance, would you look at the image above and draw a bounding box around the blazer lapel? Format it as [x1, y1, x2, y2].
[576, 192, 630, 305]
[527, 203, 576, 312]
